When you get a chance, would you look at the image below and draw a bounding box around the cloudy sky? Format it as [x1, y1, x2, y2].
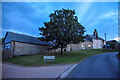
[2, 2, 118, 41]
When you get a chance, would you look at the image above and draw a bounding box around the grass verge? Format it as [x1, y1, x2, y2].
[3, 49, 117, 66]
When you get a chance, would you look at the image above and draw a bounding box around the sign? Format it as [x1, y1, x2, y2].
[43, 56, 55, 64]
[43, 56, 55, 60]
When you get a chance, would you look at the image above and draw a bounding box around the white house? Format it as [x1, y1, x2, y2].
[85, 29, 106, 49]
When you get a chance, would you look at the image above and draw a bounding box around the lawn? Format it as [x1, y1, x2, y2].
[3, 49, 117, 66]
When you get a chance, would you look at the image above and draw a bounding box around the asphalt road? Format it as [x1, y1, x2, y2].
[66, 52, 120, 78]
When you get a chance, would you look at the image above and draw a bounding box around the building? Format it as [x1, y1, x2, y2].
[3, 29, 106, 57]
[2, 31, 54, 57]
[57, 29, 106, 52]
[85, 29, 106, 49]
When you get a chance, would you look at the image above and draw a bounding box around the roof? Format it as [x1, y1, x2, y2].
[85, 35, 104, 42]
[3, 31, 54, 46]
[88, 35, 104, 40]
[84, 38, 91, 42]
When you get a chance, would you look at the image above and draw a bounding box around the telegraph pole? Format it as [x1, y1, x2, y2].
[104, 33, 106, 42]
[104, 33, 106, 49]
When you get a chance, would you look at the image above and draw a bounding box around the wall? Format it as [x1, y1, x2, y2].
[2, 50, 12, 60]
[104, 41, 106, 45]
[93, 39, 103, 49]
[2, 42, 14, 59]
[68, 42, 93, 51]
[54, 48, 61, 52]
[70, 43, 82, 51]
[80, 42, 93, 49]
[13, 41, 49, 56]
[55, 42, 93, 52]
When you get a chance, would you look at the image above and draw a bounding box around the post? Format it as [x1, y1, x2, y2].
[105, 33, 106, 42]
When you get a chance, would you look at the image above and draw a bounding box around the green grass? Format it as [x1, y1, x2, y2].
[3, 49, 117, 66]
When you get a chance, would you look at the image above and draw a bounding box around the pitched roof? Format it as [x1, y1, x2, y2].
[3, 31, 54, 46]
[84, 38, 92, 42]
[88, 35, 104, 40]
[85, 35, 104, 42]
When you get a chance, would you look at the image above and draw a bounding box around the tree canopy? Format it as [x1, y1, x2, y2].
[39, 8, 85, 54]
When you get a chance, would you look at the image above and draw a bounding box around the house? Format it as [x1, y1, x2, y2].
[2, 31, 54, 57]
[85, 29, 106, 49]
[59, 29, 106, 51]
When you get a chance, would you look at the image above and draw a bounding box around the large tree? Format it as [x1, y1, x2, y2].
[39, 8, 85, 55]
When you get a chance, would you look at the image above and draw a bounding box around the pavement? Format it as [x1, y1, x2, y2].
[2, 63, 74, 78]
[66, 52, 120, 78]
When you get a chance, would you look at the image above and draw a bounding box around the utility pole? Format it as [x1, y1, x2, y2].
[104, 33, 106, 48]
[105, 33, 106, 42]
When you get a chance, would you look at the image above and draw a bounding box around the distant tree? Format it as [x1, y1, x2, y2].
[39, 8, 85, 55]
[118, 43, 120, 57]
[109, 42, 116, 49]
[107, 40, 117, 49]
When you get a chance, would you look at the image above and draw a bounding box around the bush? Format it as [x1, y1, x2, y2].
[102, 48, 118, 52]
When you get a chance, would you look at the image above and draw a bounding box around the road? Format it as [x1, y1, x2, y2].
[66, 52, 120, 78]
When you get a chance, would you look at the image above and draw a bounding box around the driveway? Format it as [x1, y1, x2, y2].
[2, 63, 73, 78]
[66, 52, 120, 78]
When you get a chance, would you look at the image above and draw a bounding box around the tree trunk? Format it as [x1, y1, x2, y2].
[61, 45, 63, 55]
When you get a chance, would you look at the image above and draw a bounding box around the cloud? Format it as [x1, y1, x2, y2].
[2, 28, 40, 37]
[2, 2, 52, 37]
[77, 2, 93, 22]
[113, 37, 120, 41]
[101, 12, 117, 19]
[2, 2, 118, 41]
[88, 10, 118, 27]
[98, 9, 118, 23]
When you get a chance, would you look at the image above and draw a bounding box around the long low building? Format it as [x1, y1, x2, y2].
[2, 31, 54, 57]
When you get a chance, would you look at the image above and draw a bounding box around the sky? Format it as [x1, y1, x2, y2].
[2, 2, 118, 41]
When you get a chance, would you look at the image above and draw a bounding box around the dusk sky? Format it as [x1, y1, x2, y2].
[2, 2, 118, 41]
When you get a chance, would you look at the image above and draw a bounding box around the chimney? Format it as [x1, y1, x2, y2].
[93, 29, 98, 39]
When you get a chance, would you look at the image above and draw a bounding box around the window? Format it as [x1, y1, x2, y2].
[82, 45, 84, 47]
[81, 45, 85, 49]
[88, 45, 91, 47]
[4, 43, 11, 50]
